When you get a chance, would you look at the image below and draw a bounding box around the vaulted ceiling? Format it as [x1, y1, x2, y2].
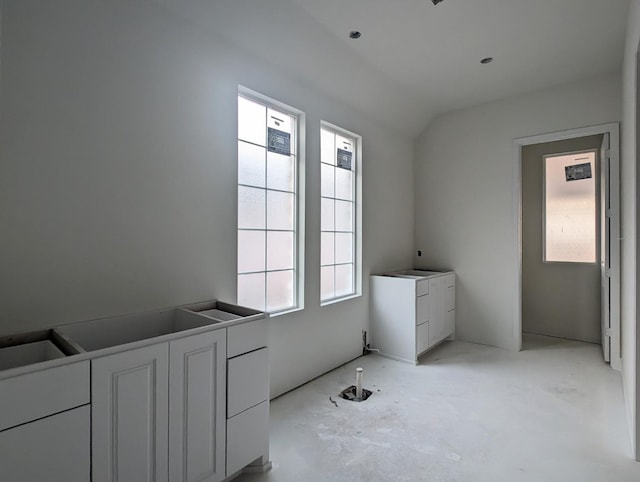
[154, 0, 629, 136]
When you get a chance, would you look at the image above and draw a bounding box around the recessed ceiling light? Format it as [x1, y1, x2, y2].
[349, 31, 362, 39]
[480, 57, 494, 64]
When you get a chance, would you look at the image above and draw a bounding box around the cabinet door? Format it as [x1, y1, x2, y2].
[0, 405, 90, 482]
[169, 330, 227, 482]
[92, 343, 169, 482]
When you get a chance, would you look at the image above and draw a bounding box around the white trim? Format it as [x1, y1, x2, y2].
[236, 86, 306, 313]
[319, 121, 363, 305]
[513, 123, 621, 371]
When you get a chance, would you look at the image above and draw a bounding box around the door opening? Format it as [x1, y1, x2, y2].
[513, 124, 620, 369]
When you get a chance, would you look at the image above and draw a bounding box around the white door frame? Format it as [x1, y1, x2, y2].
[513, 122, 621, 370]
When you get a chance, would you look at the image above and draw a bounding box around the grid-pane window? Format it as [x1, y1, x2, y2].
[544, 150, 597, 263]
[321, 126, 358, 302]
[237, 93, 299, 313]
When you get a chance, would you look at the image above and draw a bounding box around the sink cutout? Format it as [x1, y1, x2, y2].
[0, 341, 65, 371]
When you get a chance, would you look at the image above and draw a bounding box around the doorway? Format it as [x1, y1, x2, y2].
[522, 136, 602, 343]
[513, 123, 620, 370]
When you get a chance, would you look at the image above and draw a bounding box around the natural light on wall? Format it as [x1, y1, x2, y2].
[544, 151, 597, 263]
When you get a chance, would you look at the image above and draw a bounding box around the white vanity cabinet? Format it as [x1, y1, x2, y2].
[371, 270, 455, 365]
[169, 330, 227, 482]
[92, 343, 170, 482]
[0, 360, 91, 482]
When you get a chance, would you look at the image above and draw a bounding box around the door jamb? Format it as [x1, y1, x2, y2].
[512, 122, 621, 371]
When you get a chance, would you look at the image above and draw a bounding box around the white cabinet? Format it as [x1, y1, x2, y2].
[371, 270, 455, 365]
[92, 343, 170, 482]
[0, 405, 90, 482]
[169, 330, 226, 482]
[225, 322, 270, 477]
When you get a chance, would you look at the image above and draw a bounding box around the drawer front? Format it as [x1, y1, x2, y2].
[227, 320, 267, 358]
[226, 401, 269, 477]
[416, 280, 429, 297]
[0, 361, 90, 431]
[417, 322, 429, 355]
[446, 285, 455, 312]
[0, 405, 90, 482]
[227, 348, 269, 418]
[417, 295, 429, 325]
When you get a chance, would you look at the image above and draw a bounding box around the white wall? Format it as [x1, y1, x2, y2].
[414, 73, 621, 351]
[621, 0, 640, 460]
[0, 0, 415, 397]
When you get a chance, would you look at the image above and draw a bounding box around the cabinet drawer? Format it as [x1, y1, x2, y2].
[227, 401, 269, 477]
[0, 361, 90, 431]
[417, 322, 429, 355]
[416, 280, 429, 297]
[0, 405, 90, 482]
[227, 348, 269, 418]
[417, 295, 429, 325]
[227, 320, 267, 358]
[446, 285, 455, 312]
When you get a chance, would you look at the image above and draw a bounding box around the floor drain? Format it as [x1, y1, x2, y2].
[340, 385, 372, 402]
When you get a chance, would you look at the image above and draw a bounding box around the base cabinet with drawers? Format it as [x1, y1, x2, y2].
[90, 317, 269, 482]
[371, 270, 455, 365]
[0, 300, 270, 482]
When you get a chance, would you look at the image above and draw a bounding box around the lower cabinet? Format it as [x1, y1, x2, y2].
[92, 343, 170, 482]
[169, 330, 227, 482]
[371, 270, 455, 364]
[0, 405, 90, 482]
[92, 330, 227, 482]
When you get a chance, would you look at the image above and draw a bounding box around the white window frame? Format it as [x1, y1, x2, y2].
[236, 86, 305, 315]
[542, 148, 599, 265]
[320, 121, 362, 305]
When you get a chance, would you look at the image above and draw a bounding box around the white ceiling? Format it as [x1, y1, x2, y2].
[154, 0, 629, 136]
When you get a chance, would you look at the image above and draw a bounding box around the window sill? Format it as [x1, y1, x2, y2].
[268, 306, 304, 318]
[320, 293, 361, 307]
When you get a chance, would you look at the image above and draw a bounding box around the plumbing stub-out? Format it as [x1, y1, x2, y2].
[340, 367, 372, 402]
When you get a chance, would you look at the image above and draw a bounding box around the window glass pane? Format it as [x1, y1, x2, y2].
[267, 108, 293, 136]
[545, 152, 596, 263]
[335, 168, 353, 201]
[335, 232, 353, 264]
[267, 152, 294, 192]
[335, 264, 354, 297]
[321, 164, 335, 198]
[321, 232, 335, 266]
[321, 266, 335, 301]
[335, 200, 353, 232]
[267, 191, 294, 230]
[321, 129, 336, 165]
[238, 186, 265, 229]
[238, 141, 265, 188]
[238, 230, 265, 273]
[321, 198, 335, 231]
[238, 273, 265, 311]
[267, 270, 294, 312]
[267, 231, 293, 271]
[336, 134, 353, 155]
[238, 97, 265, 146]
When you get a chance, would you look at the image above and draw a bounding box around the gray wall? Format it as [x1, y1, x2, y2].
[0, 0, 415, 398]
[522, 135, 603, 343]
[414, 72, 621, 351]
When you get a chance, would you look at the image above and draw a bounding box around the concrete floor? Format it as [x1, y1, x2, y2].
[235, 334, 640, 482]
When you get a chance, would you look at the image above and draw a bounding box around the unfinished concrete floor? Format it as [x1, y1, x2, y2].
[235, 334, 640, 482]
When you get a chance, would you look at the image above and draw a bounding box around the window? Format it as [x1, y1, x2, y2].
[544, 150, 597, 263]
[237, 90, 303, 313]
[320, 124, 361, 303]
